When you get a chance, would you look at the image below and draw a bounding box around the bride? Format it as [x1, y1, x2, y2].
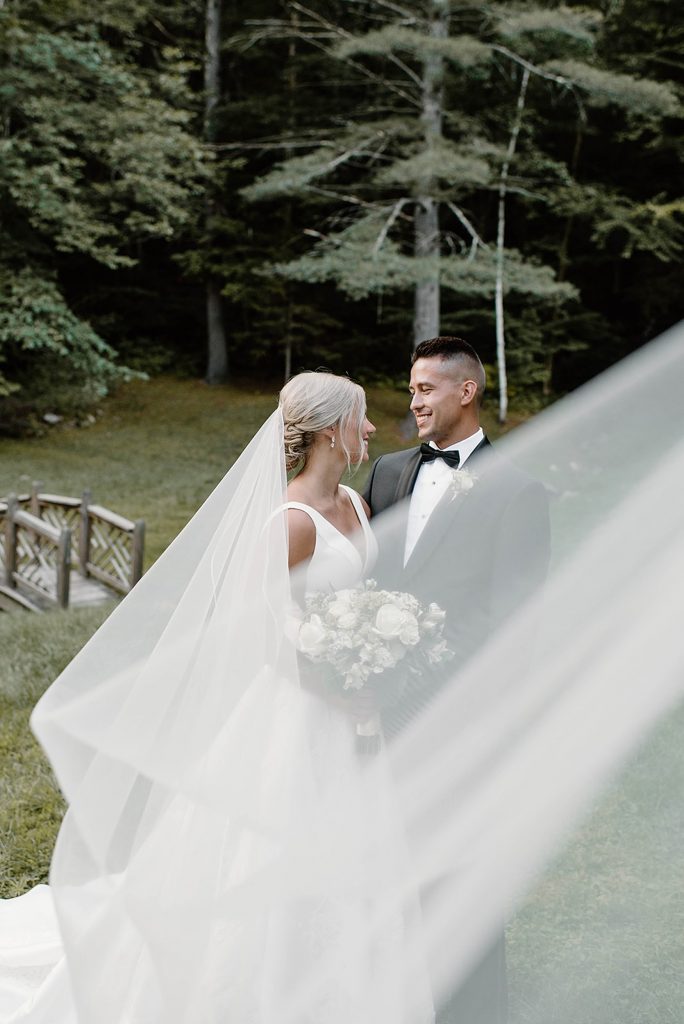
[0, 371, 435, 1024]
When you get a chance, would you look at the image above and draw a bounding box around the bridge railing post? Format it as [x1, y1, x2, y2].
[4, 495, 17, 589]
[79, 489, 92, 577]
[30, 481, 44, 516]
[130, 519, 145, 589]
[56, 528, 71, 609]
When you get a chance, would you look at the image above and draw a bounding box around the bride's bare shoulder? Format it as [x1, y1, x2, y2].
[285, 505, 316, 569]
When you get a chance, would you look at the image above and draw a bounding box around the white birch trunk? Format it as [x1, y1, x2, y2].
[204, 0, 228, 385]
[412, 0, 448, 350]
[495, 67, 530, 423]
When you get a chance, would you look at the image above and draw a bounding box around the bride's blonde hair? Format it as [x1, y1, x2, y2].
[279, 371, 366, 472]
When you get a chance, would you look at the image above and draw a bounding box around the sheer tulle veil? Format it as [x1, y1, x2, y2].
[29, 321, 684, 1022]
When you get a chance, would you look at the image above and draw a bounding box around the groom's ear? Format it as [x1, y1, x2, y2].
[461, 380, 478, 406]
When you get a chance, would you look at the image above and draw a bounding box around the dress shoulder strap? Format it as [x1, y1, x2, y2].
[282, 502, 334, 534]
[340, 485, 366, 520]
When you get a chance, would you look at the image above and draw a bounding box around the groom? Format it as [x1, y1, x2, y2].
[363, 334, 550, 662]
[362, 336, 550, 1024]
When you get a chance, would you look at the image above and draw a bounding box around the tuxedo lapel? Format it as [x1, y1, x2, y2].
[394, 449, 422, 502]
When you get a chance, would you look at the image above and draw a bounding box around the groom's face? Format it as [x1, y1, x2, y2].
[409, 357, 472, 447]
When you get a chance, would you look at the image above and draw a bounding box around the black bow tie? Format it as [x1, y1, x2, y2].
[419, 443, 460, 468]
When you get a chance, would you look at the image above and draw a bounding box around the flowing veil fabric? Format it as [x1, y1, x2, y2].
[10, 321, 684, 1022]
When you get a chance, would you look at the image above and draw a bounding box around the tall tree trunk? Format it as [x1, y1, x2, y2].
[204, 0, 228, 385]
[495, 67, 529, 424]
[412, 0, 448, 350]
[283, 3, 298, 383]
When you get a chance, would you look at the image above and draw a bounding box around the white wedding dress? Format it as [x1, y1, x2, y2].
[0, 484, 434, 1024]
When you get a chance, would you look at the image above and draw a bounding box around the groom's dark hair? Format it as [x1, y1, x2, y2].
[412, 336, 486, 405]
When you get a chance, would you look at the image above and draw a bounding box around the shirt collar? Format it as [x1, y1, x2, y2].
[429, 428, 484, 464]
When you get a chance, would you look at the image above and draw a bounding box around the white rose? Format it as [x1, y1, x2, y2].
[298, 614, 328, 656]
[375, 604, 420, 646]
[374, 603, 405, 638]
[327, 591, 355, 619]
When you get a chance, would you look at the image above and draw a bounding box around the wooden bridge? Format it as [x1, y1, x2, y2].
[0, 484, 144, 613]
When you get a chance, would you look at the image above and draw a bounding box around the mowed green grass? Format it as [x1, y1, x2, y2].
[507, 705, 684, 1022]
[0, 605, 114, 896]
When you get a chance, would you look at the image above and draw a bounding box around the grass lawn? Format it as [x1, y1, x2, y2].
[507, 705, 684, 1022]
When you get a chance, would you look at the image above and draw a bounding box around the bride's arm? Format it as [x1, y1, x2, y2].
[287, 509, 316, 570]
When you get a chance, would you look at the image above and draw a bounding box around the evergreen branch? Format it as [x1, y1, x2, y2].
[445, 201, 489, 258]
[214, 138, 338, 152]
[372, 197, 412, 254]
[491, 44, 574, 89]
[307, 184, 388, 213]
[288, 2, 423, 106]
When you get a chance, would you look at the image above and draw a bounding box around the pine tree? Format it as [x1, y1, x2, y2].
[240, 0, 679, 418]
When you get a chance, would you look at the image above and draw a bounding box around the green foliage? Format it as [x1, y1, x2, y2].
[0, 265, 138, 420]
[0, 2, 207, 424]
[0, 0, 681, 409]
[547, 59, 680, 115]
[374, 138, 495, 189]
[241, 122, 403, 200]
[336, 27, 492, 68]
[275, 212, 576, 304]
[494, 4, 602, 48]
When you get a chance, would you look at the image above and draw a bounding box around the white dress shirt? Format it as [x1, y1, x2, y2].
[403, 428, 484, 565]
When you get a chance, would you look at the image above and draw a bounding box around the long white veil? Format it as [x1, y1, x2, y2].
[26, 321, 684, 1022]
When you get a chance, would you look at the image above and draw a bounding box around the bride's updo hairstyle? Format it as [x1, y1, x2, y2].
[279, 371, 366, 472]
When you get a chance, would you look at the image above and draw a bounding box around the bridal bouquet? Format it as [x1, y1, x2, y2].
[297, 580, 452, 751]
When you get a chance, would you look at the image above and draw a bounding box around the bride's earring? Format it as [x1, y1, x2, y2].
[330, 434, 336, 450]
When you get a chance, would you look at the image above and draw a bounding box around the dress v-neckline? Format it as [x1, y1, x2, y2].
[286, 486, 369, 567]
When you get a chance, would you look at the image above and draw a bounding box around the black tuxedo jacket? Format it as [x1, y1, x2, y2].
[362, 437, 550, 663]
[362, 438, 544, 1023]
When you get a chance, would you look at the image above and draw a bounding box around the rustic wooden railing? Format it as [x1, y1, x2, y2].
[1, 496, 71, 609]
[0, 485, 145, 610]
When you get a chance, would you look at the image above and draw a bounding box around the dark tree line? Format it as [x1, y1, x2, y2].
[0, 0, 682, 432]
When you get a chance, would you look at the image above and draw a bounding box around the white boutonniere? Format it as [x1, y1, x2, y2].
[448, 467, 477, 502]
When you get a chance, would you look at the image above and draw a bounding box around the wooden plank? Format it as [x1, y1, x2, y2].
[84, 561, 128, 594]
[88, 505, 136, 533]
[0, 585, 42, 613]
[36, 494, 81, 509]
[14, 509, 62, 543]
[12, 571, 58, 605]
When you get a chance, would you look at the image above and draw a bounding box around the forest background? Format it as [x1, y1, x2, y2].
[0, 0, 682, 435]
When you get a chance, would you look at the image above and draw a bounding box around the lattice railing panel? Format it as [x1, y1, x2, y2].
[89, 518, 134, 591]
[39, 504, 81, 566]
[15, 527, 60, 599]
